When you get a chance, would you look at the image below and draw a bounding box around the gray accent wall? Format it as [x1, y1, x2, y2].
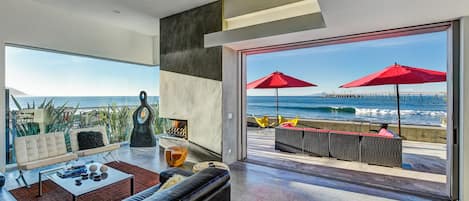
[159, 1, 224, 154]
[160, 1, 222, 81]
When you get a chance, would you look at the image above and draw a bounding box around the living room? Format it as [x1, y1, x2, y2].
[1, 0, 469, 201]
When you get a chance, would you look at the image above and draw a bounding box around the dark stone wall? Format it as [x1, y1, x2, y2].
[160, 1, 222, 81]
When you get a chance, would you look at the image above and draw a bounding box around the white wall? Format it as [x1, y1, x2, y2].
[0, 40, 5, 172]
[460, 16, 469, 201]
[159, 71, 222, 154]
[222, 47, 240, 163]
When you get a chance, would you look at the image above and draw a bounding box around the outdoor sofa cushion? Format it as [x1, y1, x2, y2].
[275, 127, 304, 153]
[329, 131, 360, 161]
[361, 135, 402, 167]
[303, 128, 330, 157]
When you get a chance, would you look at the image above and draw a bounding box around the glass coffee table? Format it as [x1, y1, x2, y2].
[39, 162, 134, 201]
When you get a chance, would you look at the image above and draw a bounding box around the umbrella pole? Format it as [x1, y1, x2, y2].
[396, 84, 401, 137]
[276, 88, 279, 125]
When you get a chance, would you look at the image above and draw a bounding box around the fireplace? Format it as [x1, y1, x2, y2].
[167, 119, 188, 140]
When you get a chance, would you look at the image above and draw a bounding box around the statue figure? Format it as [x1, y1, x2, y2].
[130, 91, 156, 147]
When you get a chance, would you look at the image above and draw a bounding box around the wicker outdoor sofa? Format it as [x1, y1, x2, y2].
[275, 126, 402, 167]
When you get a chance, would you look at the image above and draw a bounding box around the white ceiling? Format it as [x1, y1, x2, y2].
[26, 0, 469, 48]
[30, 0, 217, 35]
[226, 0, 469, 50]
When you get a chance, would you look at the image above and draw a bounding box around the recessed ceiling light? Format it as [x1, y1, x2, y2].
[112, 10, 121, 14]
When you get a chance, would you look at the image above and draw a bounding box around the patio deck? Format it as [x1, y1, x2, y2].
[0, 140, 442, 201]
[247, 127, 447, 199]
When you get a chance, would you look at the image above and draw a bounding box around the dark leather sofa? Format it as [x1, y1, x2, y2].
[0, 173, 4, 188]
[124, 167, 230, 201]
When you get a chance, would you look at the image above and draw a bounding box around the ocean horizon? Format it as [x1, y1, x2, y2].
[9, 95, 447, 126]
[9, 96, 160, 110]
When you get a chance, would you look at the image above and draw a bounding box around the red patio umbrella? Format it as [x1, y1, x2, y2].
[247, 71, 317, 122]
[340, 63, 446, 136]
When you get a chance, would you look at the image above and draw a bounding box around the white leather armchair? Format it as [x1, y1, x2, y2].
[14, 132, 78, 187]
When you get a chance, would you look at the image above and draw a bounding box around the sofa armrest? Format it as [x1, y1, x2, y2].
[76, 143, 120, 157]
[160, 168, 193, 184]
[123, 168, 192, 201]
[122, 184, 161, 201]
[18, 153, 78, 170]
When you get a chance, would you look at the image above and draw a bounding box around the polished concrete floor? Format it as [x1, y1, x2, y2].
[247, 128, 448, 199]
[229, 162, 441, 201]
[0, 141, 445, 201]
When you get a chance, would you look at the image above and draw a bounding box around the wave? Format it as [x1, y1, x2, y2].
[250, 104, 447, 117]
[355, 108, 447, 116]
[250, 105, 357, 113]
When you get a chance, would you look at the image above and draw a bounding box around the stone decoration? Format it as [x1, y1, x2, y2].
[89, 164, 98, 173]
[100, 165, 108, 173]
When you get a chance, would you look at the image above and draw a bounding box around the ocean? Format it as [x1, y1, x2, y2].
[247, 95, 447, 126]
[9, 95, 447, 126]
[8, 96, 160, 110]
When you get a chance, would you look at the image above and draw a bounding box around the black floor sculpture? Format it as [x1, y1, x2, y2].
[130, 91, 156, 147]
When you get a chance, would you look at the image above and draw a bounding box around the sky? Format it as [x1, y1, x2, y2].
[6, 47, 159, 96]
[247, 31, 448, 96]
[6, 31, 447, 97]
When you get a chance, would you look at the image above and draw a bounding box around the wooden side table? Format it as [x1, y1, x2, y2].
[192, 161, 229, 173]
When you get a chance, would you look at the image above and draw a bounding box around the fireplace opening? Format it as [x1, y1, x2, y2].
[167, 119, 188, 140]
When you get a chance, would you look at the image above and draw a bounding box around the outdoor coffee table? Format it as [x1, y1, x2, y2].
[40, 162, 134, 201]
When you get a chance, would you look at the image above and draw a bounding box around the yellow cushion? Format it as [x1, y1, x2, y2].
[157, 174, 187, 192]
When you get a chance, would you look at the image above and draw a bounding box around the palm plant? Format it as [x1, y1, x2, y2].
[110, 104, 131, 143]
[15, 122, 40, 137]
[11, 95, 79, 151]
[152, 104, 171, 134]
[11, 95, 53, 110]
[95, 104, 132, 144]
[44, 102, 79, 132]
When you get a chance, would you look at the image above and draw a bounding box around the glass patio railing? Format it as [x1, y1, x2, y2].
[6, 100, 171, 164]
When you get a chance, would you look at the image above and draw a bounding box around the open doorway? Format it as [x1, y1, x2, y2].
[241, 23, 456, 199]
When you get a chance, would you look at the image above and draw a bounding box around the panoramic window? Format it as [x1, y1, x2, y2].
[246, 31, 448, 196]
[5, 46, 169, 164]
